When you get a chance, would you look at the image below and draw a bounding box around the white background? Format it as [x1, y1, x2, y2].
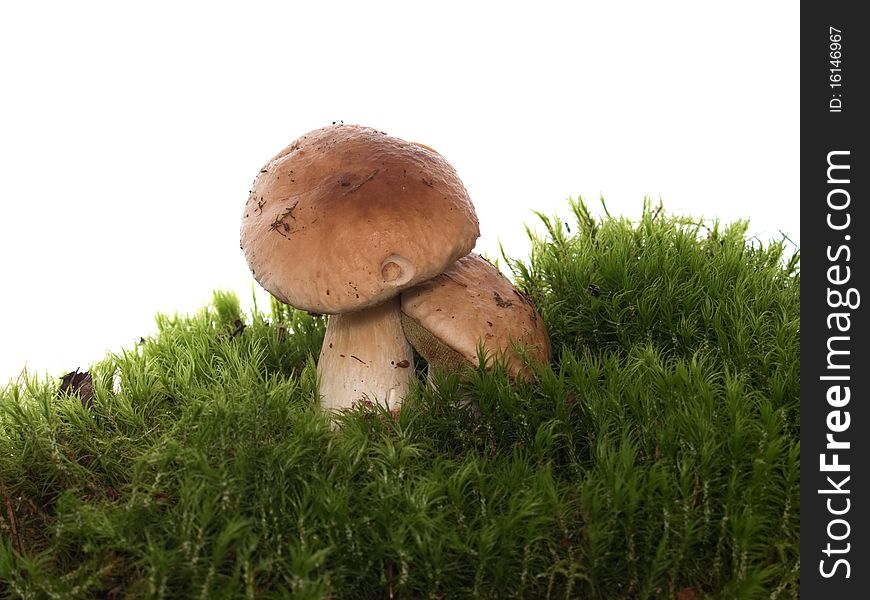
[0, 1, 799, 383]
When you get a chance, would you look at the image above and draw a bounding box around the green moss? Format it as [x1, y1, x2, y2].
[0, 198, 799, 599]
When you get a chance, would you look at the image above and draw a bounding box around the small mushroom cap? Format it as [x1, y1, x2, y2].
[401, 253, 551, 379]
[240, 124, 479, 314]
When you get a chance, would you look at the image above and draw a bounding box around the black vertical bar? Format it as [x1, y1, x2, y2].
[801, 1, 868, 596]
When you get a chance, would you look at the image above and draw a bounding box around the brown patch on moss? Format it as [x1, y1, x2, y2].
[59, 369, 94, 410]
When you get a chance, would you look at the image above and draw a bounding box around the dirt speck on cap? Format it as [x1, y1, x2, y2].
[493, 291, 513, 308]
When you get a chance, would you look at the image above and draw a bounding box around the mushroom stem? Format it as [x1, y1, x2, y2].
[317, 297, 414, 414]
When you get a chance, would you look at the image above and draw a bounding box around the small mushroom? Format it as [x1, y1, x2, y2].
[240, 124, 479, 413]
[400, 253, 551, 380]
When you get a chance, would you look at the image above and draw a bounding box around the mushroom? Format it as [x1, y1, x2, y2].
[400, 253, 551, 380]
[240, 124, 479, 413]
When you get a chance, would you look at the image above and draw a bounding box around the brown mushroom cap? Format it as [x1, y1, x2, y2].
[400, 253, 551, 379]
[240, 124, 480, 314]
